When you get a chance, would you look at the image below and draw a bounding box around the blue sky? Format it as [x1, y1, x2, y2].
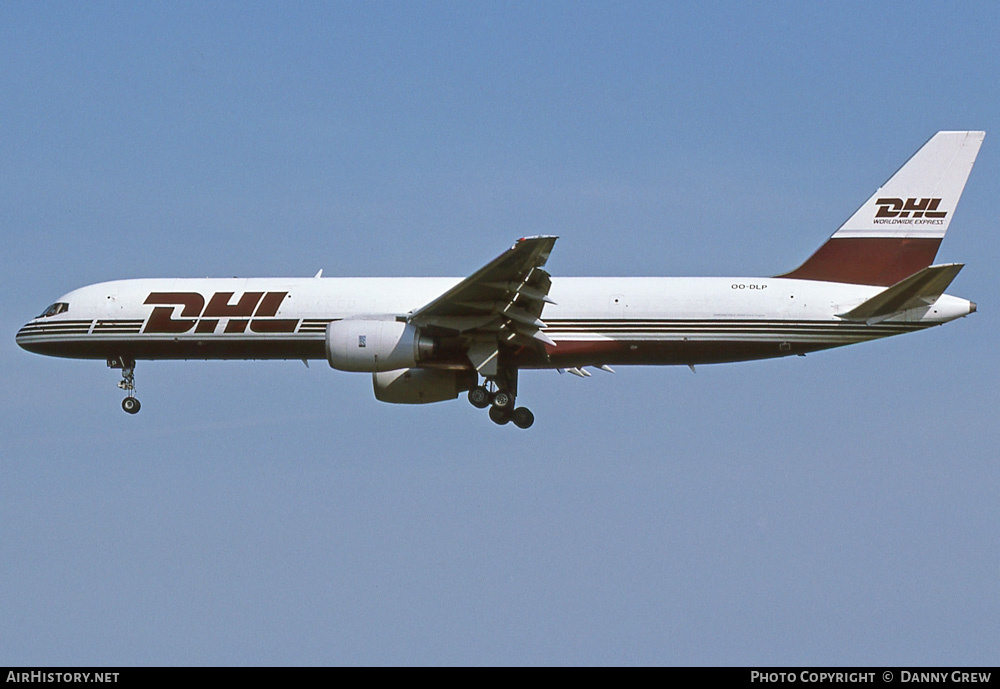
[2, 2, 998, 665]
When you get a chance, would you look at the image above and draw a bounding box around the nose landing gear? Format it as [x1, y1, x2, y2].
[108, 356, 140, 414]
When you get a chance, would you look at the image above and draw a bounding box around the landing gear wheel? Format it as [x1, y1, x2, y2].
[489, 406, 511, 425]
[468, 386, 491, 409]
[110, 357, 139, 414]
[511, 407, 534, 429]
[492, 390, 513, 410]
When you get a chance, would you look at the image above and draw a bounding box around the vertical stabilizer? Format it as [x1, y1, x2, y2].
[780, 131, 984, 285]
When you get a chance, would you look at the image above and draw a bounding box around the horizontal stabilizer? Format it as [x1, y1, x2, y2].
[837, 263, 964, 323]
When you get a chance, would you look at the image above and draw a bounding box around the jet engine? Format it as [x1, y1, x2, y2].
[373, 368, 478, 404]
[326, 319, 434, 372]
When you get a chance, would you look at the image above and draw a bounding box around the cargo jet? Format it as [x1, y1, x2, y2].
[17, 131, 984, 428]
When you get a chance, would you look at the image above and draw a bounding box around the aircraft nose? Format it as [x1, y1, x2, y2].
[16, 322, 37, 352]
[970, 301, 977, 314]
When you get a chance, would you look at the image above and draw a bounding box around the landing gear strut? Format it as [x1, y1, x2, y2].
[108, 356, 140, 414]
[466, 367, 534, 429]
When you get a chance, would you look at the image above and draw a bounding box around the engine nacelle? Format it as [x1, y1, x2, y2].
[326, 318, 434, 372]
[373, 368, 478, 405]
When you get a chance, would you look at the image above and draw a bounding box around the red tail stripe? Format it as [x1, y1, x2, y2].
[778, 237, 941, 286]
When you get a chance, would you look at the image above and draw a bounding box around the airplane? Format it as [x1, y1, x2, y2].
[16, 131, 984, 428]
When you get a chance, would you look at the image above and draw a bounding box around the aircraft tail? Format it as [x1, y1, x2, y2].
[779, 131, 984, 286]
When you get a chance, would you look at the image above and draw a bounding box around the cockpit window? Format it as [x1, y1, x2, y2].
[37, 302, 69, 318]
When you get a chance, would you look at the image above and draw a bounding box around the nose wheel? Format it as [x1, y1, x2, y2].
[122, 396, 141, 414]
[108, 356, 141, 414]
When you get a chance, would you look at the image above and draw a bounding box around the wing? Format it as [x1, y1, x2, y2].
[408, 236, 558, 375]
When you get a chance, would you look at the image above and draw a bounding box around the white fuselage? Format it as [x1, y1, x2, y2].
[15, 276, 974, 368]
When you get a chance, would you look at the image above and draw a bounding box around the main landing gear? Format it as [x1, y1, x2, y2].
[467, 368, 534, 429]
[108, 356, 140, 414]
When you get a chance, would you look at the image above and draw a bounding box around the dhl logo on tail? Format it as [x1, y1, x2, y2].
[874, 197, 946, 221]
